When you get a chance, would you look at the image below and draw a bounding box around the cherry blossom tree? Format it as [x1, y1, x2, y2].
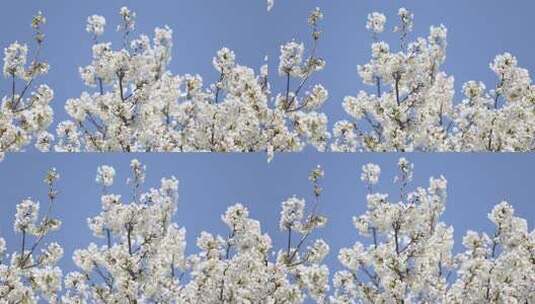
[2, 5, 533, 154]
[449, 54, 535, 151]
[331, 8, 535, 152]
[61, 159, 329, 303]
[58, 6, 534, 154]
[332, 158, 455, 302]
[0, 168, 62, 303]
[1, 12, 54, 159]
[447, 201, 534, 303]
[331, 158, 534, 303]
[55, 6, 330, 159]
[1, 159, 533, 303]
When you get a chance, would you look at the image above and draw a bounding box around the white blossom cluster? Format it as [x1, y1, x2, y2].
[360, 163, 381, 186]
[95, 164, 115, 187]
[63, 159, 186, 303]
[63, 160, 329, 303]
[1, 159, 533, 303]
[2, 6, 534, 155]
[54, 6, 330, 160]
[267, 0, 275, 12]
[330, 159, 535, 303]
[447, 201, 534, 303]
[332, 8, 535, 152]
[1, 11, 54, 159]
[0, 168, 62, 303]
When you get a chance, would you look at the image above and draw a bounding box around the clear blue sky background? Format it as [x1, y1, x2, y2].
[1, 0, 534, 126]
[1, 153, 533, 280]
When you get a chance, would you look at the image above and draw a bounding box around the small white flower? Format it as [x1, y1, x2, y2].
[86, 15, 106, 37]
[267, 0, 274, 12]
[361, 163, 381, 185]
[96, 165, 115, 187]
[366, 12, 386, 34]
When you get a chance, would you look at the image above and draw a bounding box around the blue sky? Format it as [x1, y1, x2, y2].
[1, 153, 533, 276]
[1, 0, 534, 125]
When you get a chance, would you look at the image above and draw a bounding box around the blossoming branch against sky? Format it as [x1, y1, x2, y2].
[0, 153, 533, 302]
[1, 0, 535, 154]
[1, 1, 534, 303]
